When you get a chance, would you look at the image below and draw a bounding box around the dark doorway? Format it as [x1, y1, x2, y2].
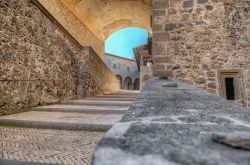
[124, 77, 132, 90]
[133, 78, 140, 90]
[225, 78, 235, 100]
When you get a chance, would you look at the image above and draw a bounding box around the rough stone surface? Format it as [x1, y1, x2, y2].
[93, 78, 250, 165]
[0, 126, 104, 165]
[152, 0, 250, 107]
[213, 132, 250, 150]
[0, 0, 119, 116]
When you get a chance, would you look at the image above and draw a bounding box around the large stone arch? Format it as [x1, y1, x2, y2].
[61, 0, 152, 41]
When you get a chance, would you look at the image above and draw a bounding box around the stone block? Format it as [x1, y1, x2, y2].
[153, 69, 174, 77]
[197, 0, 208, 4]
[153, 9, 166, 16]
[152, 24, 163, 32]
[183, 0, 193, 8]
[153, 56, 173, 64]
[153, 0, 169, 10]
[165, 23, 177, 31]
[152, 43, 169, 55]
[153, 32, 170, 42]
[208, 82, 217, 89]
[153, 64, 166, 70]
[168, 8, 178, 15]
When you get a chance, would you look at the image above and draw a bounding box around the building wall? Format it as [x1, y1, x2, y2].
[0, 0, 119, 116]
[140, 65, 153, 89]
[104, 54, 139, 90]
[152, 0, 250, 107]
[134, 45, 153, 90]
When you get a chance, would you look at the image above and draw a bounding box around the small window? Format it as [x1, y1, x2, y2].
[113, 63, 116, 69]
[127, 67, 130, 72]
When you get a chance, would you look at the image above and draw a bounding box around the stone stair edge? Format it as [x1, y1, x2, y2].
[0, 119, 112, 131]
[32, 108, 127, 114]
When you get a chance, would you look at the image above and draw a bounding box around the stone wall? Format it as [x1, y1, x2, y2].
[78, 48, 120, 97]
[0, 0, 119, 116]
[38, 0, 105, 59]
[152, 0, 250, 107]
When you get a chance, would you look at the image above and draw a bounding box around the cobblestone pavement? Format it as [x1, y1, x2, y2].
[0, 126, 104, 165]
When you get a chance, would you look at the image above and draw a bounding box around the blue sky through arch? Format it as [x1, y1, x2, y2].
[105, 27, 148, 60]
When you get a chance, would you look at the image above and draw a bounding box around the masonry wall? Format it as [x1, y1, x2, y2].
[104, 54, 139, 89]
[78, 48, 120, 97]
[152, 0, 250, 107]
[0, 0, 119, 116]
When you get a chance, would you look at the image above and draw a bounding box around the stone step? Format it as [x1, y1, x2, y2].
[0, 111, 123, 131]
[112, 90, 139, 94]
[33, 104, 128, 114]
[96, 95, 137, 99]
[88, 97, 136, 101]
[62, 100, 133, 106]
[109, 93, 138, 96]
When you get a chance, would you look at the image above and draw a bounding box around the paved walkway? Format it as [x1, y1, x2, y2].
[0, 91, 138, 165]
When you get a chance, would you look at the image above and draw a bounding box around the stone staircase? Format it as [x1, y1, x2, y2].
[0, 91, 138, 131]
[0, 90, 138, 165]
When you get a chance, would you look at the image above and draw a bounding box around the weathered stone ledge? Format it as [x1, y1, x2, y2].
[93, 77, 250, 165]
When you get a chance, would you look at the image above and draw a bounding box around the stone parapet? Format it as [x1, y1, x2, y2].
[93, 77, 250, 165]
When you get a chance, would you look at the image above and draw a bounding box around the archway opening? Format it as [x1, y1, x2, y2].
[116, 75, 123, 89]
[134, 78, 140, 90]
[124, 77, 133, 90]
[105, 27, 148, 60]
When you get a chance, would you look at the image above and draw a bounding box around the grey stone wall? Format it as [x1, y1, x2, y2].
[0, 0, 119, 116]
[104, 54, 139, 90]
[152, 0, 250, 107]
